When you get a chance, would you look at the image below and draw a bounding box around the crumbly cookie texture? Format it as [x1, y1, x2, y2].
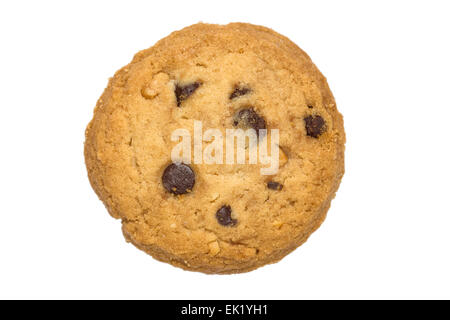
[84, 23, 345, 274]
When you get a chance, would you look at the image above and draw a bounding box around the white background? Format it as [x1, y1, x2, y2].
[0, 0, 449, 299]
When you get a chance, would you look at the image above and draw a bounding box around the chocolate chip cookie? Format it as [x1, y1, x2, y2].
[84, 23, 345, 274]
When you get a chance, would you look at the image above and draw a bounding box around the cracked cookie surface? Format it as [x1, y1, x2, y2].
[84, 23, 345, 274]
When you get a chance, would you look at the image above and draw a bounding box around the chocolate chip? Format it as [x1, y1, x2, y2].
[307, 105, 314, 109]
[267, 181, 283, 190]
[230, 85, 251, 100]
[175, 82, 201, 106]
[233, 107, 266, 136]
[162, 163, 195, 195]
[216, 205, 237, 227]
[304, 115, 326, 138]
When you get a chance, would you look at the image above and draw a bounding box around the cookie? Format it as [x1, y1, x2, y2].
[84, 23, 345, 274]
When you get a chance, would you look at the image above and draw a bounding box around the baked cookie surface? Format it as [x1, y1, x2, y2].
[84, 23, 345, 274]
